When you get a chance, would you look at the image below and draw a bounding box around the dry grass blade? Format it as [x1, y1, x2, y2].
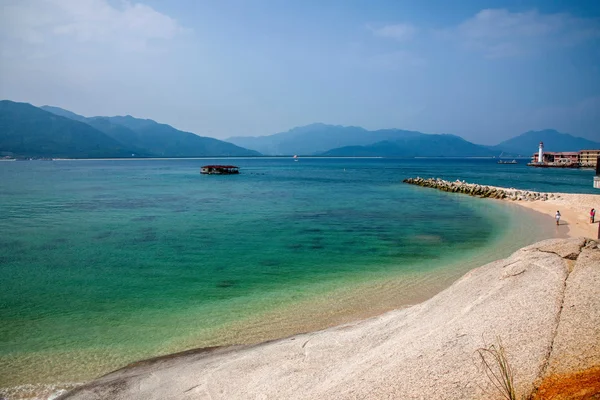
[475, 337, 517, 400]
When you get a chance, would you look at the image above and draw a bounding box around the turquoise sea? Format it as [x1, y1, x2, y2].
[0, 158, 594, 398]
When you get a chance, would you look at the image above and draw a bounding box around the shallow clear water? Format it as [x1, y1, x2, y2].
[0, 158, 590, 396]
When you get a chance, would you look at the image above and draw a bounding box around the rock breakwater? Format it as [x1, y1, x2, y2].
[403, 177, 561, 201]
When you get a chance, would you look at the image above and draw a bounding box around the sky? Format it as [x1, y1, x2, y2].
[1, 0, 599, 145]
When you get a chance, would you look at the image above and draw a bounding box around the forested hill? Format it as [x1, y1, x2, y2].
[0, 101, 137, 158]
[40, 105, 260, 158]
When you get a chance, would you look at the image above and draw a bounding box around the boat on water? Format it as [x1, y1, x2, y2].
[497, 160, 518, 164]
[200, 165, 240, 175]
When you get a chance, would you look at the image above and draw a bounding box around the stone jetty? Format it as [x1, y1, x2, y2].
[403, 177, 561, 201]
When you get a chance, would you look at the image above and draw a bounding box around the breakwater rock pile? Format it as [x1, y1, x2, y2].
[403, 177, 561, 201]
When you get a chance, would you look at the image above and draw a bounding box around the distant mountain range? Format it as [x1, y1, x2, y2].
[320, 134, 496, 157]
[227, 123, 426, 155]
[2, 99, 598, 159]
[0, 100, 260, 158]
[227, 124, 600, 157]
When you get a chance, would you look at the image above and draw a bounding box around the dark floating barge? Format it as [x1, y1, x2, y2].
[200, 165, 240, 175]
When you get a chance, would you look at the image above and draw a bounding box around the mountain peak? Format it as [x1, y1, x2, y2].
[121, 114, 155, 123]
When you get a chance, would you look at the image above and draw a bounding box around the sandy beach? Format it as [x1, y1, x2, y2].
[403, 177, 599, 239]
[503, 192, 599, 239]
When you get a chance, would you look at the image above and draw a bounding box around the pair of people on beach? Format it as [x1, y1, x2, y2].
[555, 209, 597, 226]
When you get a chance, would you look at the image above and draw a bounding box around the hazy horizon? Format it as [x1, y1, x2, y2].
[1, 0, 599, 145]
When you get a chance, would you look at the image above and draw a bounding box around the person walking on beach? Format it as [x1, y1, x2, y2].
[591, 208, 596, 224]
[555, 211, 561, 226]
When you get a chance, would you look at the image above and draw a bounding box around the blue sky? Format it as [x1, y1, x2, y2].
[1, 0, 599, 144]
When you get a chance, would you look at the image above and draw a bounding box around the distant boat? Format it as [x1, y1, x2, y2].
[293, 155, 299, 162]
[497, 160, 518, 164]
[200, 165, 239, 175]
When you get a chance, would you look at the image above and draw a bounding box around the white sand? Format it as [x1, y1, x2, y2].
[494, 189, 599, 239]
[513, 193, 599, 239]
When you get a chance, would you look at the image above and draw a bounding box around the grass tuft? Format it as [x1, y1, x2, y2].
[475, 337, 518, 400]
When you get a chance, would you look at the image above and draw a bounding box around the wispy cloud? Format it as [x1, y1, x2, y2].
[0, 0, 188, 51]
[364, 23, 423, 68]
[369, 23, 417, 42]
[453, 9, 600, 58]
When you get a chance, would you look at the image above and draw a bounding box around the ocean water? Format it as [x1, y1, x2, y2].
[0, 158, 592, 398]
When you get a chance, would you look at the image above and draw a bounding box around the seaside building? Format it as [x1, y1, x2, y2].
[580, 150, 600, 167]
[531, 151, 579, 164]
[530, 148, 600, 168]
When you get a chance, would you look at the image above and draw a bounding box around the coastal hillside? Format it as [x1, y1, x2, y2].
[41, 106, 261, 158]
[490, 129, 600, 156]
[0, 100, 138, 158]
[226, 123, 424, 155]
[104, 116, 262, 157]
[320, 134, 497, 157]
[59, 238, 600, 399]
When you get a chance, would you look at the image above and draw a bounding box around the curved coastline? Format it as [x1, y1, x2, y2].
[4, 185, 598, 400]
[2, 205, 542, 400]
[56, 237, 600, 400]
[403, 177, 599, 239]
[56, 184, 597, 399]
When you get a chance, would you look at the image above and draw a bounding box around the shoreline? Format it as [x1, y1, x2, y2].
[3, 186, 597, 399]
[58, 237, 600, 399]
[403, 177, 599, 239]
[500, 192, 598, 239]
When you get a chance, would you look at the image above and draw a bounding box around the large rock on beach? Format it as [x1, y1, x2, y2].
[60, 238, 600, 400]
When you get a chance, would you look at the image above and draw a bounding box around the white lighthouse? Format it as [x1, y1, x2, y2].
[538, 141, 544, 163]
